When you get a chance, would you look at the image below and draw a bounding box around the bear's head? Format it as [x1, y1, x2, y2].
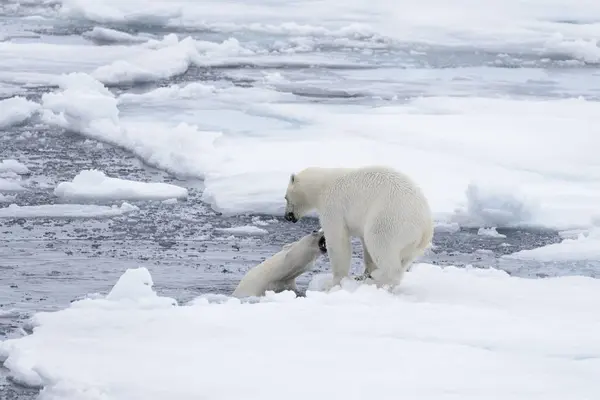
[290, 229, 327, 255]
[284, 172, 311, 223]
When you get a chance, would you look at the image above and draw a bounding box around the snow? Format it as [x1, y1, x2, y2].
[0, 96, 39, 129]
[0, 159, 30, 175]
[1, 264, 599, 399]
[54, 170, 188, 202]
[504, 228, 600, 262]
[0, 203, 139, 218]
[216, 225, 269, 236]
[477, 227, 507, 239]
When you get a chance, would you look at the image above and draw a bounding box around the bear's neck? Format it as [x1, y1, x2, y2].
[302, 168, 352, 209]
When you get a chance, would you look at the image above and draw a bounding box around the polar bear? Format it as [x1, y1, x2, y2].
[231, 230, 327, 298]
[283, 165, 433, 289]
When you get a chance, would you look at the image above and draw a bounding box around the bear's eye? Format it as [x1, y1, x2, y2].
[284, 195, 288, 202]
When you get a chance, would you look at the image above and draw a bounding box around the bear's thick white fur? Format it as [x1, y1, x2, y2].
[284, 165, 433, 289]
[231, 230, 326, 298]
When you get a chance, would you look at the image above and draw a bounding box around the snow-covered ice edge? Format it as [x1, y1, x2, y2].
[0, 264, 599, 400]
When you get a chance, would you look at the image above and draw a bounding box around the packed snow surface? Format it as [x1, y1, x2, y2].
[1, 265, 599, 399]
[54, 170, 188, 202]
[0, 203, 138, 218]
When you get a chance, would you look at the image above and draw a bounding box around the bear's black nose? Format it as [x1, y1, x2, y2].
[318, 236, 327, 253]
[284, 212, 298, 223]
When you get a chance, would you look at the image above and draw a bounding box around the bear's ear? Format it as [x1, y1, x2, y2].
[289, 173, 296, 184]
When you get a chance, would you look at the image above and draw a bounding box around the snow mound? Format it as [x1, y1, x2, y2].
[504, 228, 600, 262]
[1, 263, 599, 399]
[105, 267, 177, 308]
[0, 159, 30, 175]
[40, 73, 221, 178]
[54, 170, 188, 202]
[453, 182, 537, 228]
[0, 96, 39, 129]
[0, 203, 138, 218]
[215, 225, 268, 236]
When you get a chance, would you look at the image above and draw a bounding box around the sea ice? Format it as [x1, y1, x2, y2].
[0, 203, 139, 218]
[477, 227, 507, 239]
[216, 225, 269, 236]
[0, 177, 25, 192]
[38, 74, 600, 231]
[54, 169, 188, 202]
[0, 264, 599, 399]
[504, 227, 600, 262]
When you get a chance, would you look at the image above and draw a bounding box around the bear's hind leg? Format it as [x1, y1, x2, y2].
[355, 237, 376, 281]
[364, 229, 416, 289]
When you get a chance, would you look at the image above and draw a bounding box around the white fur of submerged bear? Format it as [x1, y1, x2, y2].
[231, 230, 327, 298]
[284, 165, 433, 290]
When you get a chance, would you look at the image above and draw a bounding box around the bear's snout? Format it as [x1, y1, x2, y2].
[284, 212, 298, 223]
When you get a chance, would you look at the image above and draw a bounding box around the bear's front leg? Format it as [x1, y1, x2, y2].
[321, 222, 351, 288]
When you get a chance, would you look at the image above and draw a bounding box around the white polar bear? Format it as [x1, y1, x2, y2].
[231, 230, 327, 298]
[284, 165, 433, 289]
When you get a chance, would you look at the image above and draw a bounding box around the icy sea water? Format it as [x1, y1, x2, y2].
[1, 2, 600, 398]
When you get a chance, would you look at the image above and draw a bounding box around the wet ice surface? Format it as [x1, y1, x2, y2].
[2, 2, 600, 398]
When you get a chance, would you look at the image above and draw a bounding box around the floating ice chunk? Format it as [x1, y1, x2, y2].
[477, 227, 507, 238]
[54, 170, 188, 202]
[83, 27, 151, 44]
[0, 193, 16, 203]
[0, 177, 25, 192]
[0, 203, 138, 218]
[90, 35, 251, 86]
[0, 96, 39, 129]
[434, 221, 460, 233]
[0, 159, 30, 175]
[216, 225, 268, 236]
[504, 228, 600, 262]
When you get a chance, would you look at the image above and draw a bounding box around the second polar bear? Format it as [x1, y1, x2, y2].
[231, 230, 327, 298]
[284, 165, 433, 289]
